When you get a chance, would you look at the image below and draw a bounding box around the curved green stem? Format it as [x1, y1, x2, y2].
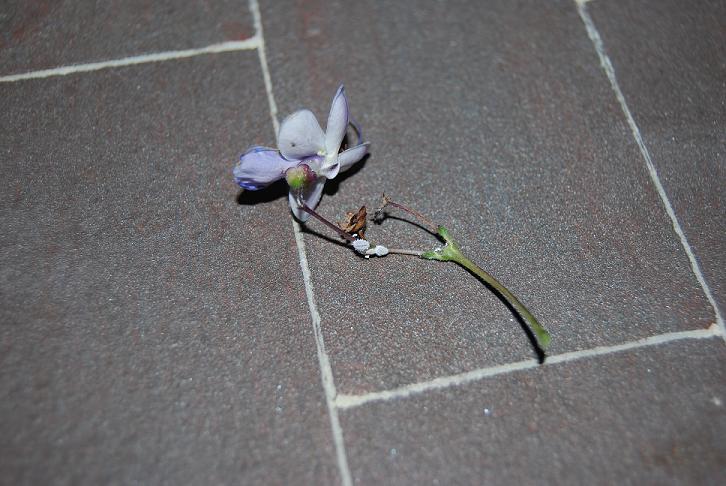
[422, 226, 550, 350]
[452, 253, 550, 349]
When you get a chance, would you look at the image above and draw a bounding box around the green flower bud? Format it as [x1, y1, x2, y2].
[285, 164, 317, 190]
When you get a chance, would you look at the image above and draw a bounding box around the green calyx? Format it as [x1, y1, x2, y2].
[285, 164, 316, 190]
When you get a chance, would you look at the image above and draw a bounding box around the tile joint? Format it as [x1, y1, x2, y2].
[335, 325, 722, 410]
[576, 0, 725, 339]
[0, 38, 259, 82]
[248, 1, 352, 485]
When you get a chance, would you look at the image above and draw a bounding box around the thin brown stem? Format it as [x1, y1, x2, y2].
[380, 194, 439, 234]
[299, 204, 356, 242]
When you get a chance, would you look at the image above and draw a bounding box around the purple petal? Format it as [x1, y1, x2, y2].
[278, 109, 325, 160]
[325, 85, 348, 156]
[288, 178, 326, 222]
[233, 147, 297, 190]
[338, 142, 370, 173]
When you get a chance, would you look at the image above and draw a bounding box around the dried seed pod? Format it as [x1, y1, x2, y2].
[338, 206, 367, 239]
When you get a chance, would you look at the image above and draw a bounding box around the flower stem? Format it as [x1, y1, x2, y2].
[379, 194, 438, 233]
[422, 226, 551, 351]
[387, 248, 424, 257]
[451, 253, 550, 350]
[300, 204, 356, 242]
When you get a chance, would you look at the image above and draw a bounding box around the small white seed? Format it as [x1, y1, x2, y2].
[352, 239, 370, 254]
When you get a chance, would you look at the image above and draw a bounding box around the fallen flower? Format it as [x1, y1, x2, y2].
[232, 89, 551, 360]
[233, 85, 370, 221]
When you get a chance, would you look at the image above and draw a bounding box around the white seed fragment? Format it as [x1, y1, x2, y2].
[353, 239, 370, 254]
[374, 245, 389, 256]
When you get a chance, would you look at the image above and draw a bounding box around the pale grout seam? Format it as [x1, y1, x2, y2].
[336, 325, 721, 410]
[247, 1, 353, 485]
[290, 222, 353, 486]
[249, 2, 279, 135]
[576, 1, 725, 341]
[0, 39, 259, 82]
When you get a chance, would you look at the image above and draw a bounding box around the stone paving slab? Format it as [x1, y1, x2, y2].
[340, 338, 726, 485]
[0, 0, 254, 75]
[261, 0, 715, 394]
[0, 53, 337, 485]
[588, 0, 726, 310]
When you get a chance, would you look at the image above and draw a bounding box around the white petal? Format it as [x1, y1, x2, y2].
[278, 109, 325, 160]
[288, 178, 326, 222]
[317, 156, 340, 179]
[325, 85, 349, 156]
[338, 143, 370, 172]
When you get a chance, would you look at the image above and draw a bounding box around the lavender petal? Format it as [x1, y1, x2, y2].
[325, 85, 349, 156]
[233, 147, 298, 190]
[288, 178, 326, 222]
[317, 160, 340, 179]
[278, 109, 325, 161]
[338, 142, 370, 173]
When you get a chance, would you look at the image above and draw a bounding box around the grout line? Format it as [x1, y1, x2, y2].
[248, 1, 352, 485]
[0, 39, 259, 83]
[249, 0, 279, 136]
[576, 1, 726, 341]
[291, 221, 353, 486]
[336, 325, 721, 410]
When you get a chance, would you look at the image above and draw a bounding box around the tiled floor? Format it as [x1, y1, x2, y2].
[1, 0, 724, 485]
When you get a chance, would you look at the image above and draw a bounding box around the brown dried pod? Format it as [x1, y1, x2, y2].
[338, 206, 367, 239]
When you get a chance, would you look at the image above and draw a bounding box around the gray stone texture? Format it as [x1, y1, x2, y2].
[0, 53, 337, 485]
[0, 0, 254, 75]
[260, 0, 715, 394]
[588, 0, 726, 311]
[2, 0, 724, 484]
[341, 339, 726, 485]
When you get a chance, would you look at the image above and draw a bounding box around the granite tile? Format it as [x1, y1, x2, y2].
[341, 338, 726, 485]
[260, 0, 714, 393]
[0, 0, 254, 75]
[0, 53, 337, 485]
[588, 0, 726, 311]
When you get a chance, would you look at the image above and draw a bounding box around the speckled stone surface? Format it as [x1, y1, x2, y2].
[340, 338, 726, 485]
[260, 0, 715, 394]
[0, 53, 338, 485]
[0, 0, 254, 75]
[588, 0, 726, 311]
[2, 0, 725, 484]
